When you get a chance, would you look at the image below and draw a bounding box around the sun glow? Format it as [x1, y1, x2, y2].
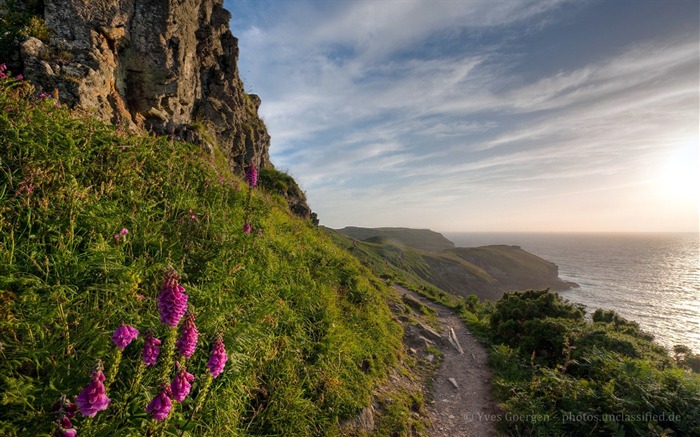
[660, 141, 700, 202]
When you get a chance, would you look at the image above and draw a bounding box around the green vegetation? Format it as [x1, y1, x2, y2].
[0, 1, 49, 62]
[322, 227, 460, 307]
[457, 290, 700, 436]
[258, 167, 305, 200]
[0, 70, 403, 435]
[336, 227, 455, 252]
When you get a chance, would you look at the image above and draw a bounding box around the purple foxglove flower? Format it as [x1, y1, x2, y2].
[146, 387, 172, 421]
[52, 397, 77, 418]
[65, 402, 77, 418]
[175, 312, 198, 359]
[111, 324, 139, 350]
[207, 337, 227, 378]
[75, 367, 110, 417]
[158, 270, 188, 327]
[170, 367, 195, 402]
[243, 222, 251, 234]
[58, 417, 77, 437]
[61, 428, 77, 437]
[142, 333, 161, 366]
[245, 163, 258, 187]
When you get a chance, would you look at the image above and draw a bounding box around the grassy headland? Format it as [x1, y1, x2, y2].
[330, 227, 575, 300]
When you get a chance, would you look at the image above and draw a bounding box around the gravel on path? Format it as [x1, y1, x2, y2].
[394, 285, 502, 436]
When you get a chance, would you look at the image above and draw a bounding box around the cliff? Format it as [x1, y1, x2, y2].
[5, 0, 269, 172]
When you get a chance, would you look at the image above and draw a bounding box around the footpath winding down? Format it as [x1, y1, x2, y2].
[394, 285, 501, 436]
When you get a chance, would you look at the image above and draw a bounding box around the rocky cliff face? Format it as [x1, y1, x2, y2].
[15, 0, 270, 172]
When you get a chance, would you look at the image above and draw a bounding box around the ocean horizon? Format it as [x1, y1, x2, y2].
[443, 231, 700, 353]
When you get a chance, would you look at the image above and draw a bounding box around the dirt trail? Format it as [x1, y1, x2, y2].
[394, 285, 501, 436]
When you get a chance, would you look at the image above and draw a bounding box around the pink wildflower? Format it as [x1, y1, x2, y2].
[52, 395, 78, 437]
[15, 174, 35, 197]
[142, 332, 161, 366]
[207, 337, 227, 378]
[75, 364, 111, 417]
[245, 162, 258, 187]
[146, 387, 172, 421]
[57, 417, 77, 437]
[170, 366, 194, 402]
[243, 222, 252, 234]
[175, 312, 198, 359]
[158, 270, 188, 327]
[111, 324, 139, 350]
[113, 228, 128, 241]
[52, 397, 77, 419]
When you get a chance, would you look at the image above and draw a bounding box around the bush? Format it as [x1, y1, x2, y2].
[464, 289, 700, 435]
[258, 167, 304, 199]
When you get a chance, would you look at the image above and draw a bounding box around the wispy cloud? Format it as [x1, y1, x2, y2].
[228, 0, 699, 232]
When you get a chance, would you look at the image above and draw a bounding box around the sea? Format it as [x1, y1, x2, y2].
[444, 232, 700, 353]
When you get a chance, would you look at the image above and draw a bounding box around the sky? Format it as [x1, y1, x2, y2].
[226, 0, 699, 233]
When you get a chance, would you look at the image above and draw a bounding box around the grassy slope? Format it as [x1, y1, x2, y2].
[322, 228, 462, 307]
[335, 227, 455, 252]
[0, 75, 402, 436]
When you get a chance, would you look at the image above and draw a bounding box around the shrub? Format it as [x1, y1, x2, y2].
[461, 289, 700, 435]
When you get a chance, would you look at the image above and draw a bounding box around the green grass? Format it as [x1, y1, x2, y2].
[321, 227, 462, 308]
[0, 72, 402, 435]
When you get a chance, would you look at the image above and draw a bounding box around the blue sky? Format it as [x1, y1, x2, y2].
[226, 0, 699, 232]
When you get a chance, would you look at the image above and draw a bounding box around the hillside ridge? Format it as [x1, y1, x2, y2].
[336, 226, 456, 252]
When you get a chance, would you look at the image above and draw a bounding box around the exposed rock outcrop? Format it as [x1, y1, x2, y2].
[15, 0, 270, 172]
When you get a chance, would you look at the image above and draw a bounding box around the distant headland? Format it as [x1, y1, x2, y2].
[331, 226, 578, 300]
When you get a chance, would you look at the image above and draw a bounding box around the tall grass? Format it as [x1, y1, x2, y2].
[0, 70, 402, 436]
